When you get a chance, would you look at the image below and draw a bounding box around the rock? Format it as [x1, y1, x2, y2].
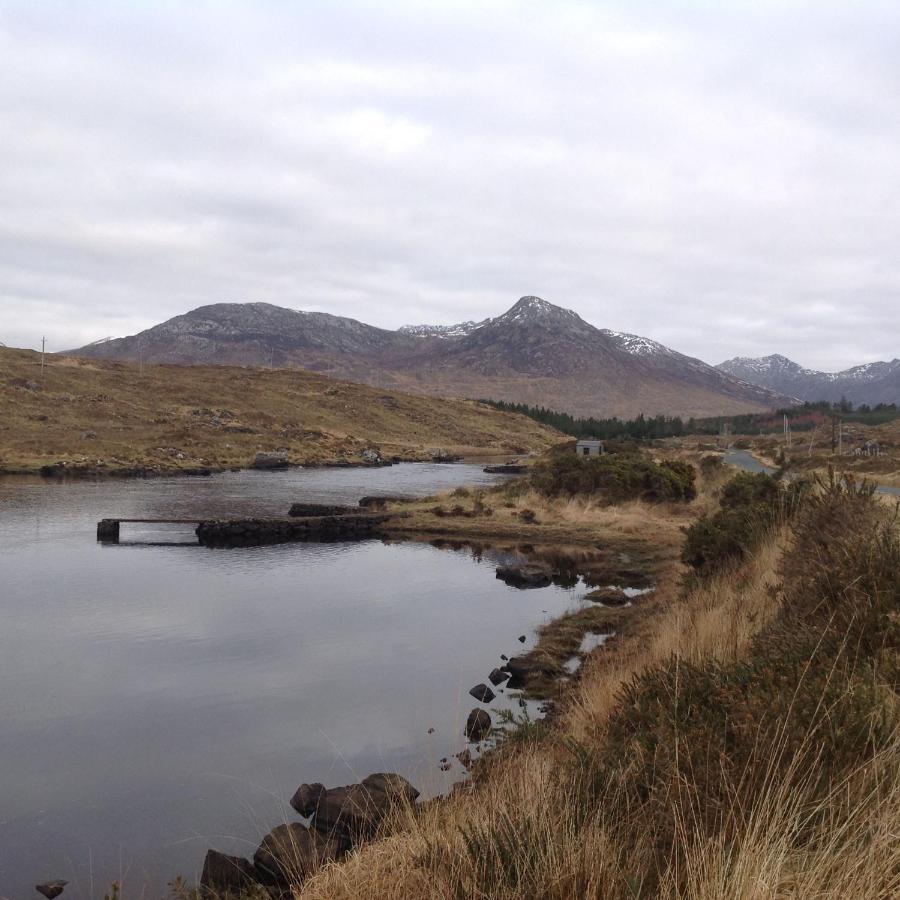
[80, 431, 97, 440]
[488, 667, 510, 686]
[305, 773, 419, 845]
[495, 565, 552, 589]
[35, 883, 67, 900]
[469, 683, 496, 703]
[290, 782, 327, 817]
[200, 850, 259, 895]
[288, 503, 357, 517]
[518, 635, 527, 643]
[585, 587, 629, 606]
[465, 708, 492, 742]
[254, 823, 344, 885]
[251, 452, 289, 470]
[503, 655, 556, 689]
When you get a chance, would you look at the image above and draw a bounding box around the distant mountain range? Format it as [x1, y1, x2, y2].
[717, 354, 899, 407]
[68, 296, 789, 419]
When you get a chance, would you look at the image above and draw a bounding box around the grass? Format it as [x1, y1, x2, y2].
[287, 474, 900, 900]
[0, 347, 560, 474]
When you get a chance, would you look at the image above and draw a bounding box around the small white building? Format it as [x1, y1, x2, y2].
[576, 439, 605, 457]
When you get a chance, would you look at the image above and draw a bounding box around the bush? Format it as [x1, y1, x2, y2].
[681, 472, 804, 575]
[529, 453, 696, 504]
[595, 477, 900, 888]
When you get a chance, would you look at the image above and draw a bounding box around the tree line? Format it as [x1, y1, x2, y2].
[480, 399, 899, 441]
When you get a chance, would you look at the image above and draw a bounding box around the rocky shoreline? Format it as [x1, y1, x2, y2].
[188, 539, 655, 897]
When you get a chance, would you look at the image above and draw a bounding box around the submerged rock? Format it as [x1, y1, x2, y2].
[35, 883, 67, 900]
[200, 850, 259, 895]
[495, 565, 552, 589]
[469, 683, 496, 703]
[254, 823, 344, 885]
[465, 708, 492, 742]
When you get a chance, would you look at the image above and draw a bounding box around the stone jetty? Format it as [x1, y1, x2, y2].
[97, 512, 402, 546]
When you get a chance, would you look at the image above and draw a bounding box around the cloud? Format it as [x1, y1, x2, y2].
[0, 0, 897, 371]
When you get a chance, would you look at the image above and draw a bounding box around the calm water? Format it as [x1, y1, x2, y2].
[0, 465, 586, 899]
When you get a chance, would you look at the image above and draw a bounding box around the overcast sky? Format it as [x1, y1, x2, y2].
[1, 1, 898, 371]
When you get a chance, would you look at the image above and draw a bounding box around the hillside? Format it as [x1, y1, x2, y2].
[718, 353, 900, 406]
[69, 297, 788, 419]
[0, 347, 560, 475]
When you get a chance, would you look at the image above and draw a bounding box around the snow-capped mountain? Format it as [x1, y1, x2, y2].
[68, 297, 789, 419]
[398, 320, 485, 339]
[717, 354, 899, 406]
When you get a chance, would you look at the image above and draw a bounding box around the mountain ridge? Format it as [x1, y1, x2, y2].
[67, 296, 790, 419]
[718, 354, 899, 406]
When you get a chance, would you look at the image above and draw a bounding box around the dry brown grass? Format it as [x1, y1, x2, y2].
[296, 478, 900, 900]
[296, 524, 790, 900]
[386, 485, 702, 551]
[0, 347, 559, 473]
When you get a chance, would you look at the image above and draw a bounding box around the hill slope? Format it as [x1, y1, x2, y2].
[717, 354, 900, 406]
[69, 296, 787, 418]
[0, 347, 560, 474]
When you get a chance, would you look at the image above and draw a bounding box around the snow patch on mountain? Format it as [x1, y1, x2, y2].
[601, 330, 676, 358]
[398, 320, 484, 339]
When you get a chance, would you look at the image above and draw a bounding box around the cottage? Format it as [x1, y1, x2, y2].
[575, 439, 605, 457]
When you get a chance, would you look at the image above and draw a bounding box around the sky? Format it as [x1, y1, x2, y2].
[1, 0, 898, 371]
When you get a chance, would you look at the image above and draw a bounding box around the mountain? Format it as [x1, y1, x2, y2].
[69, 296, 788, 419]
[717, 354, 900, 406]
[398, 320, 485, 338]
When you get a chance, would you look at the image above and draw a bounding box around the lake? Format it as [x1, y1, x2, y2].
[0, 464, 587, 899]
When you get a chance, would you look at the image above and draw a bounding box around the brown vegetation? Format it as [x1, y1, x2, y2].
[0, 347, 559, 474]
[286, 474, 900, 899]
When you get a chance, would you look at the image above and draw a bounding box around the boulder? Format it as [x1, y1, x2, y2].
[200, 850, 259, 895]
[465, 708, 492, 742]
[488, 667, 510, 686]
[469, 683, 496, 703]
[305, 773, 419, 845]
[35, 883, 67, 900]
[585, 587, 629, 606]
[290, 782, 327, 817]
[495, 566, 552, 589]
[251, 452, 289, 470]
[253, 823, 344, 885]
[503, 655, 556, 689]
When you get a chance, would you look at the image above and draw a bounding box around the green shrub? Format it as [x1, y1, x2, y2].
[681, 472, 804, 575]
[529, 452, 696, 504]
[595, 479, 900, 889]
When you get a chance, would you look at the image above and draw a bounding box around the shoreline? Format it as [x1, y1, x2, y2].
[0, 454, 513, 482]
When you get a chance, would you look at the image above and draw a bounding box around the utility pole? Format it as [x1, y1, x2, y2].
[41, 336, 46, 375]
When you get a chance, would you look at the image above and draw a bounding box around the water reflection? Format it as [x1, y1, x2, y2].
[0, 465, 593, 898]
